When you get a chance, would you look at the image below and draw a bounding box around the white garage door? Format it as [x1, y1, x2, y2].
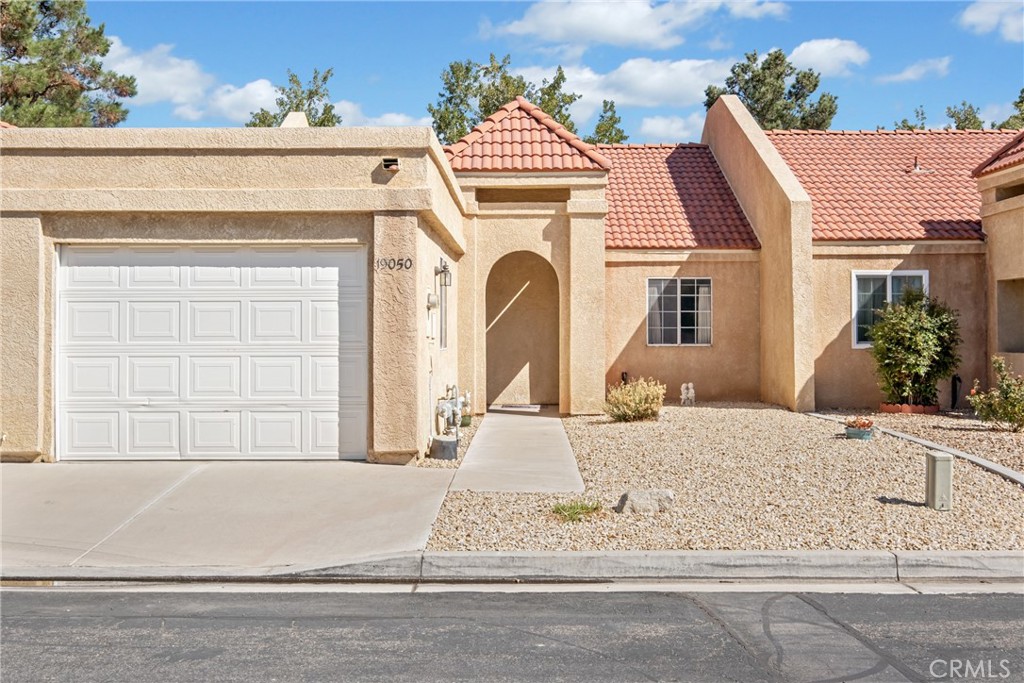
[57, 245, 367, 460]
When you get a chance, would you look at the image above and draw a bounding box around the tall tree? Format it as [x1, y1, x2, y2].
[247, 68, 340, 127]
[428, 54, 583, 145]
[995, 88, 1024, 129]
[945, 101, 984, 129]
[1, 0, 136, 127]
[704, 49, 837, 130]
[893, 106, 927, 130]
[584, 99, 628, 145]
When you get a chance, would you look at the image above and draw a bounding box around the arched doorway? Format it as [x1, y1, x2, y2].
[486, 251, 559, 406]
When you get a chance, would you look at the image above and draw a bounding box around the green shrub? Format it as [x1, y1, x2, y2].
[868, 289, 961, 406]
[605, 377, 666, 422]
[552, 499, 601, 523]
[968, 357, 1024, 432]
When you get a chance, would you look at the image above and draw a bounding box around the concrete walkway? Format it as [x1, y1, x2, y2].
[450, 405, 584, 493]
[1, 461, 453, 576]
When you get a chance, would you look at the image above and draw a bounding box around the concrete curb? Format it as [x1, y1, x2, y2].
[3, 551, 1021, 583]
[807, 412, 1024, 488]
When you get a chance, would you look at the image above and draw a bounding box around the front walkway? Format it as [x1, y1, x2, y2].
[450, 405, 585, 493]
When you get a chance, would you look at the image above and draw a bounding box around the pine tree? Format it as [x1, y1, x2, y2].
[1, 0, 137, 127]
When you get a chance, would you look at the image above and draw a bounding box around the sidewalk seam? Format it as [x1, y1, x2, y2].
[69, 464, 206, 566]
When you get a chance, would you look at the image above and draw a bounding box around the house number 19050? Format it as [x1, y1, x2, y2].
[375, 257, 413, 271]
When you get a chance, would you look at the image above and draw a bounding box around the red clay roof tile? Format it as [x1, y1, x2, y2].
[599, 144, 759, 250]
[765, 129, 1018, 241]
[973, 130, 1024, 177]
[0, 121, 17, 128]
[445, 97, 611, 172]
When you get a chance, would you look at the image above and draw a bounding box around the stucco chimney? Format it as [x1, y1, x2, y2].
[280, 112, 309, 128]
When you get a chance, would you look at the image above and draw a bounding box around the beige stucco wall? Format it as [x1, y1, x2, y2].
[701, 95, 815, 411]
[978, 165, 1024, 377]
[812, 243, 989, 409]
[0, 126, 466, 463]
[604, 251, 761, 402]
[455, 174, 608, 415]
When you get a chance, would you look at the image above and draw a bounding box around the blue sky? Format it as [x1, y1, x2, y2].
[93, 1, 1023, 141]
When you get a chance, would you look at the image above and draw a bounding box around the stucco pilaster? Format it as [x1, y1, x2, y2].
[568, 212, 607, 414]
[370, 212, 422, 463]
[0, 215, 47, 458]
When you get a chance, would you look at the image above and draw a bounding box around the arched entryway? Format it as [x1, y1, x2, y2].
[485, 251, 559, 406]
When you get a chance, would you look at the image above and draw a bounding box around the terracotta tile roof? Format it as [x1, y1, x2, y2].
[973, 130, 1024, 177]
[766, 129, 1018, 241]
[599, 144, 759, 250]
[0, 121, 17, 128]
[445, 97, 611, 172]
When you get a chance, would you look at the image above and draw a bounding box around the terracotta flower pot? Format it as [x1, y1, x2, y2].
[880, 403, 939, 414]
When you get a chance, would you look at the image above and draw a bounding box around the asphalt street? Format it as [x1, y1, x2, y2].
[2, 588, 1022, 682]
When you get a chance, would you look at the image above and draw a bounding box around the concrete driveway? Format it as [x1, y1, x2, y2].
[1, 461, 454, 578]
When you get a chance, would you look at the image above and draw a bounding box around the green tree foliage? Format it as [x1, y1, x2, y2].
[994, 88, 1024, 129]
[584, 99, 628, 145]
[1, 0, 136, 127]
[703, 49, 837, 130]
[428, 54, 582, 145]
[968, 357, 1024, 432]
[945, 100, 984, 129]
[246, 68, 340, 127]
[868, 289, 961, 407]
[893, 106, 927, 130]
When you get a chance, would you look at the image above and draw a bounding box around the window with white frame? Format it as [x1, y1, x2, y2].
[647, 278, 712, 345]
[852, 270, 928, 347]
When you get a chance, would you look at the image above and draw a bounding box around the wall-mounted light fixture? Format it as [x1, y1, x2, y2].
[382, 157, 400, 173]
[434, 259, 451, 287]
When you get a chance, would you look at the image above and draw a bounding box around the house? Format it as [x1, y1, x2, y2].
[0, 95, 1018, 463]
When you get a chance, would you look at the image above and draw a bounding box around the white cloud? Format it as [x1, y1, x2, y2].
[335, 100, 431, 127]
[105, 37, 276, 123]
[705, 35, 732, 51]
[876, 56, 952, 83]
[980, 102, 1014, 126]
[959, 1, 1024, 42]
[638, 113, 706, 142]
[789, 38, 869, 77]
[518, 57, 733, 122]
[205, 80, 277, 123]
[491, 0, 786, 50]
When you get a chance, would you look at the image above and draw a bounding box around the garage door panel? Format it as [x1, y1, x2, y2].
[127, 357, 180, 397]
[188, 356, 242, 398]
[128, 412, 180, 455]
[250, 412, 302, 454]
[250, 356, 303, 399]
[65, 411, 121, 456]
[189, 301, 242, 343]
[65, 301, 120, 343]
[190, 412, 243, 454]
[59, 245, 367, 460]
[128, 301, 181, 343]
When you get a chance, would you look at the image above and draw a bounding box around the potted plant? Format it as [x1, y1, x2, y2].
[844, 416, 875, 440]
[868, 289, 961, 414]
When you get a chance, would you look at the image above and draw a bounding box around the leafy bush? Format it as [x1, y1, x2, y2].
[968, 357, 1024, 432]
[868, 289, 961, 406]
[605, 377, 666, 422]
[552, 499, 601, 523]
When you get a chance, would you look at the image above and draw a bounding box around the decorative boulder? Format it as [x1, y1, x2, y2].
[615, 489, 675, 515]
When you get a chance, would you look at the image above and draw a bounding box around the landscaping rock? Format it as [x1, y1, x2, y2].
[616, 489, 675, 514]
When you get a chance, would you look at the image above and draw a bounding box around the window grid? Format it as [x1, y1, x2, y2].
[647, 277, 712, 347]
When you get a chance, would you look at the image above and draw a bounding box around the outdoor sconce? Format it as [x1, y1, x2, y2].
[435, 260, 451, 287]
[382, 157, 400, 173]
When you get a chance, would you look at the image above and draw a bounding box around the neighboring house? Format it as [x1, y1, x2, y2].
[973, 131, 1024, 381]
[0, 95, 1018, 463]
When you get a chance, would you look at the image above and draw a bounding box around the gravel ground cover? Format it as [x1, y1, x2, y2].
[823, 409, 1023, 475]
[427, 403, 1024, 551]
[417, 418, 479, 469]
